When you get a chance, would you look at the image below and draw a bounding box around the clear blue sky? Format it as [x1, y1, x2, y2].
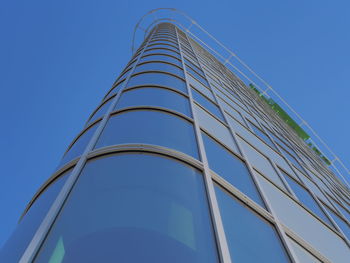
[1, 0, 349, 247]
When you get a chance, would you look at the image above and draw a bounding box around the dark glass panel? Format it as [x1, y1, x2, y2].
[215, 186, 290, 263]
[35, 153, 218, 263]
[96, 110, 199, 159]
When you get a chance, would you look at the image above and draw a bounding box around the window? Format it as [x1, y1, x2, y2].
[147, 43, 179, 53]
[257, 174, 350, 263]
[325, 206, 350, 240]
[127, 72, 187, 93]
[218, 97, 245, 124]
[191, 88, 224, 121]
[215, 186, 290, 263]
[186, 65, 208, 86]
[134, 62, 184, 78]
[59, 123, 99, 167]
[87, 97, 113, 125]
[187, 75, 214, 100]
[281, 170, 333, 226]
[248, 122, 277, 150]
[104, 80, 125, 100]
[289, 238, 321, 263]
[96, 109, 199, 159]
[143, 48, 180, 58]
[34, 153, 218, 263]
[202, 133, 264, 207]
[0, 171, 70, 263]
[140, 54, 182, 67]
[195, 104, 238, 153]
[239, 138, 286, 190]
[115, 87, 191, 117]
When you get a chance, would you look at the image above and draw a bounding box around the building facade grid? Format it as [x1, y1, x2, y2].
[1, 22, 350, 263]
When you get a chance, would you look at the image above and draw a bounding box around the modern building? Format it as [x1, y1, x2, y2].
[1, 21, 350, 263]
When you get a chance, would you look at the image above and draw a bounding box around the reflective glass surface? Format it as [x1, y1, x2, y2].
[249, 122, 277, 150]
[289, 238, 321, 263]
[215, 186, 290, 263]
[143, 48, 180, 58]
[0, 172, 70, 263]
[325, 207, 350, 240]
[140, 54, 182, 67]
[59, 123, 99, 167]
[257, 174, 350, 263]
[202, 133, 264, 207]
[239, 138, 286, 189]
[96, 110, 199, 159]
[115, 87, 191, 117]
[105, 80, 125, 100]
[134, 61, 184, 78]
[191, 88, 224, 121]
[35, 153, 218, 263]
[281, 172, 333, 226]
[127, 72, 187, 93]
[87, 98, 113, 125]
[195, 105, 238, 153]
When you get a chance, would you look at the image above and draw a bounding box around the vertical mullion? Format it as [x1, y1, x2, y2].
[186, 36, 300, 263]
[19, 25, 157, 263]
[175, 27, 232, 263]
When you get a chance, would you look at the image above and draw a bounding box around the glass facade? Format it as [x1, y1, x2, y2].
[2, 22, 350, 263]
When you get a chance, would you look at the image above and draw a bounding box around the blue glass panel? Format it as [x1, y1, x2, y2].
[333, 202, 350, 223]
[115, 87, 191, 117]
[202, 132, 265, 207]
[140, 54, 182, 67]
[127, 72, 187, 93]
[282, 172, 333, 226]
[215, 186, 290, 263]
[87, 98, 113, 125]
[0, 172, 70, 263]
[134, 62, 184, 78]
[325, 207, 350, 240]
[59, 123, 99, 167]
[147, 44, 179, 53]
[35, 153, 218, 263]
[96, 110, 199, 159]
[191, 89, 224, 121]
[105, 80, 125, 100]
[143, 48, 180, 58]
[249, 122, 277, 150]
[186, 66, 209, 86]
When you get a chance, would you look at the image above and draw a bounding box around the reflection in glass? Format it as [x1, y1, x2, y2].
[96, 110, 199, 159]
[281, 171, 333, 226]
[59, 124, 99, 167]
[140, 54, 182, 67]
[116, 87, 191, 117]
[35, 153, 218, 263]
[202, 133, 265, 207]
[87, 98, 113, 125]
[215, 185, 290, 263]
[134, 62, 184, 78]
[192, 88, 224, 121]
[127, 72, 187, 93]
[0, 172, 70, 263]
